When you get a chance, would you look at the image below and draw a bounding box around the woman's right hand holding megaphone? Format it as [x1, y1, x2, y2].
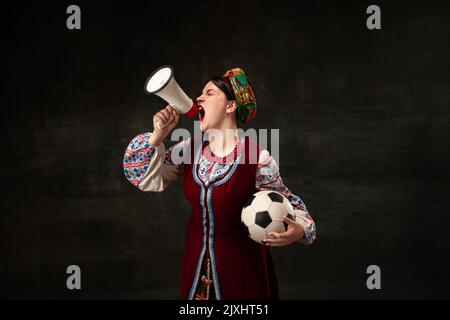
[149, 105, 180, 146]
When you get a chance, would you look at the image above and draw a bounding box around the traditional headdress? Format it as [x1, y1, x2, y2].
[223, 68, 257, 125]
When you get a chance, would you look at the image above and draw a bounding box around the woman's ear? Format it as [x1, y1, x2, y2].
[226, 101, 238, 114]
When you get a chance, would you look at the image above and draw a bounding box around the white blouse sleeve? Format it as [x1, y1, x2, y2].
[123, 132, 190, 192]
[256, 149, 316, 245]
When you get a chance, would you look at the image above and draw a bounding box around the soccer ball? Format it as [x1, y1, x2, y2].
[241, 190, 295, 244]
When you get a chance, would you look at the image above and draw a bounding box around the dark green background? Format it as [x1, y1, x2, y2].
[2, 0, 449, 299]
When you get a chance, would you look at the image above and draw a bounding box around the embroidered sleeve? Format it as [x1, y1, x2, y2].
[256, 150, 316, 245]
[123, 132, 189, 191]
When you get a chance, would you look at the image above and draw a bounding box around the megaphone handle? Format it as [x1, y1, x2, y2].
[155, 114, 175, 129]
[154, 104, 179, 129]
[155, 120, 168, 129]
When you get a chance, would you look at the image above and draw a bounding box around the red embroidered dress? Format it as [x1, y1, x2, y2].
[123, 133, 316, 300]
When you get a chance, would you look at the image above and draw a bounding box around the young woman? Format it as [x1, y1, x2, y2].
[123, 68, 316, 300]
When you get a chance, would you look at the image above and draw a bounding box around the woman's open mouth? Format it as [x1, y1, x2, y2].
[198, 106, 205, 121]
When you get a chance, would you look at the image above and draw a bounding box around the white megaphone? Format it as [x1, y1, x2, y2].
[144, 65, 199, 129]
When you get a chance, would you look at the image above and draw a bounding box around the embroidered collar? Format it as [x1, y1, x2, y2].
[202, 139, 243, 164]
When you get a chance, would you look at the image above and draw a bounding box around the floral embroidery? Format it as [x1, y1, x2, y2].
[123, 133, 155, 187]
[123, 134, 316, 246]
[197, 157, 233, 185]
[203, 140, 243, 164]
[197, 141, 241, 185]
[256, 151, 316, 245]
[123, 134, 190, 187]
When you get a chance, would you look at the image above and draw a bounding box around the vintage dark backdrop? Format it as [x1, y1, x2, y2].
[2, 0, 449, 299]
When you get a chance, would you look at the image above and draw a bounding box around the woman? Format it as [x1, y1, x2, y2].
[123, 68, 316, 300]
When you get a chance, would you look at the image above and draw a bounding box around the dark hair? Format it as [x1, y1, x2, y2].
[208, 76, 236, 101]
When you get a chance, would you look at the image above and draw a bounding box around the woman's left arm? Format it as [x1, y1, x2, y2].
[256, 150, 316, 246]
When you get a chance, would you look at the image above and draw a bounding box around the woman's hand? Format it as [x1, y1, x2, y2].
[263, 216, 305, 247]
[149, 105, 180, 146]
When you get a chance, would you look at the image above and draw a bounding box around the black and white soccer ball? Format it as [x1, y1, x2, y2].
[241, 190, 295, 244]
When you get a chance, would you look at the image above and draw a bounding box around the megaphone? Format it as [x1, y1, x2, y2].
[144, 65, 199, 129]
